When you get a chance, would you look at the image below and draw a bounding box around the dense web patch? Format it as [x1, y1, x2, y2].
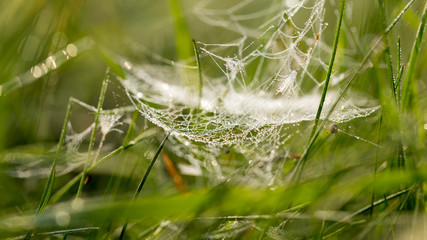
[120, 0, 379, 183]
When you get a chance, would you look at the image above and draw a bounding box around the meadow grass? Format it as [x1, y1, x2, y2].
[0, 0, 426, 239]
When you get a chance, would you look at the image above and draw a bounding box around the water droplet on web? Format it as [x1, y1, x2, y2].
[31, 66, 42, 78]
[66, 44, 78, 57]
[123, 61, 132, 70]
[41, 63, 48, 73]
[46, 56, 57, 69]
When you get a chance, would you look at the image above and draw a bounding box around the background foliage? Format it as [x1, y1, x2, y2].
[0, 0, 426, 239]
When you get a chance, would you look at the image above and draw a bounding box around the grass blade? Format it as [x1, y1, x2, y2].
[98, 46, 126, 79]
[168, 0, 193, 62]
[378, 0, 397, 103]
[119, 132, 170, 239]
[193, 39, 203, 107]
[324, 188, 411, 237]
[75, 68, 110, 203]
[370, 107, 383, 218]
[396, 64, 404, 103]
[25, 97, 73, 239]
[36, 98, 72, 214]
[309, 0, 345, 141]
[401, 1, 427, 111]
[385, 0, 416, 34]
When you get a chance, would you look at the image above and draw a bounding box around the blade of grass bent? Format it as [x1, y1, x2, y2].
[308, 0, 345, 142]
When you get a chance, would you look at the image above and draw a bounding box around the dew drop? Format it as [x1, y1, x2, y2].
[66, 44, 78, 57]
[46, 56, 57, 69]
[123, 61, 132, 70]
[31, 66, 42, 78]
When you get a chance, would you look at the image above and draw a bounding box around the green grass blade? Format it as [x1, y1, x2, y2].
[24, 98, 73, 239]
[168, 0, 203, 106]
[396, 64, 405, 103]
[309, 0, 345, 141]
[98, 46, 126, 79]
[378, 0, 397, 103]
[37, 98, 72, 214]
[396, 37, 404, 104]
[324, 188, 411, 237]
[75, 68, 110, 203]
[133, 133, 170, 200]
[40, 227, 99, 236]
[168, 0, 193, 63]
[385, 0, 416, 34]
[397, 37, 402, 73]
[119, 132, 170, 239]
[370, 107, 383, 218]
[401, 1, 427, 111]
[193, 39, 203, 106]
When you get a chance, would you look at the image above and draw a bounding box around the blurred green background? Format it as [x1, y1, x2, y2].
[0, 0, 426, 239]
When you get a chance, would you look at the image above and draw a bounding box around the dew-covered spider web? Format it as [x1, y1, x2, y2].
[120, 0, 379, 184]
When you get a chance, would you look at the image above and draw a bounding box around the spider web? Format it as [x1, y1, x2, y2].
[120, 0, 379, 184]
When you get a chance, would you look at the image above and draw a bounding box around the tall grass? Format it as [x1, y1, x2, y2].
[0, 0, 426, 239]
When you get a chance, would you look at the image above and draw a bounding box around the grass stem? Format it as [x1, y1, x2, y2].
[25, 97, 73, 239]
[75, 69, 109, 203]
[378, 0, 397, 103]
[119, 132, 170, 239]
[309, 0, 345, 142]
[401, 1, 427, 111]
[36, 98, 72, 214]
[193, 39, 203, 107]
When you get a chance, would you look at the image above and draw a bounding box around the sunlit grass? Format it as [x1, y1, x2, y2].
[0, 0, 426, 239]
